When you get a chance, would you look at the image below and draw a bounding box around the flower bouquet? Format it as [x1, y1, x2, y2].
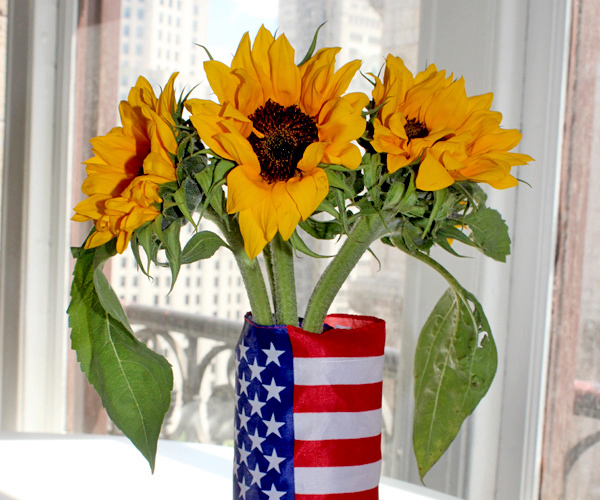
[68, 26, 532, 498]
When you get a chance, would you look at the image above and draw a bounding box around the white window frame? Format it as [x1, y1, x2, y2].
[0, 0, 77, 432]
[0, 1, 571, 499]
[390, 0, 571, 499]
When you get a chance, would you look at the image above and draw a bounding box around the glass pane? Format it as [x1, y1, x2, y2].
[69, 0, 429, 491]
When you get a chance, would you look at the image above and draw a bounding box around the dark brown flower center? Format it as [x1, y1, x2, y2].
[248, 99, 319, 183]
[404, 118, 429, 142]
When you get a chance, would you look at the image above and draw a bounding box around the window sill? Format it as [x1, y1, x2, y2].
[0, 432, 460, 500]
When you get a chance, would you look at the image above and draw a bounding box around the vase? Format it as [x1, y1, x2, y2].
[233, 313, 386, 499]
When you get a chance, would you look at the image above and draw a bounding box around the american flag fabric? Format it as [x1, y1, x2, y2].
[234, 313, 386, 500]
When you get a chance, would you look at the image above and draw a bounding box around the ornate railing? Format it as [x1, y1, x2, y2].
[122, 304, 401, 468]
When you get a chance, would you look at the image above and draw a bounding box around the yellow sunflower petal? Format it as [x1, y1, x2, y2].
[285, 173, 324, 220]
[239, 209, 268, 260]
[268, 34, 300, 107]
[85, 229, 115, 250]
[205, 60, 239, 105]
[416, 151, 455, 191]
[297, 141, 328, 172]
[226, 164, 269, 214]
[272, 182, 301, 240]
[216, 132, 260, 170]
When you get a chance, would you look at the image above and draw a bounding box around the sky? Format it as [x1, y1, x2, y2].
[207, 0, 279, 63]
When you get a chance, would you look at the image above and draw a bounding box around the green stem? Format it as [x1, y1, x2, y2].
[404, 246, 464, 293]
[205, 210, 273, 326]
[303, 215, 385, 333]
[269, 233, 298, 326]
[262, 244, 279, 318]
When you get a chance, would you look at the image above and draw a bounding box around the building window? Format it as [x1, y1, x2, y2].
[137, 8, 144, 20]
[213, 295, 218, 305]
[135, 44, 142, 56]
[123, 25, 130, 37]
[133, 276, 138, 287]
[214, 277, 219, 287]
[131, 295, 137, 303]
[185, 277, 190, 286]
[136, 26, 143, 38]
[121, 258, 127, 268]
[196, 277, 201, 286]
[120, 276, 126, 287]
[196, 295, 200, 305]
[185, 295, 189, 305]
[153, 295, 159, 305]
[165, 296, 170, 305]
[124, 6, 131, 18]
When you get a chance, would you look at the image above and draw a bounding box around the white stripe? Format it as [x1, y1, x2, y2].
[293, 356, 384, 385]
[294, 460, 382, 494]
[294, 410, 382, 440]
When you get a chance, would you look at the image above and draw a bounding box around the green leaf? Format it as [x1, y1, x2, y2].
[289, 230, 333, 258]
[181, 230, 229, 264]
[93, 266, 133, 332]
[179, 153, 208, 178]
[325, 169, 355, 198]
[413, 288, 497, 480]
[154, 218, 182, 292]
[68, 244, 173, 472]
[299, 217, 342, 240]
[297, 22, 326, 66]
[213, 158, 236, 183]
[136, 222, 160, 272]
[463, 208, 511, 262]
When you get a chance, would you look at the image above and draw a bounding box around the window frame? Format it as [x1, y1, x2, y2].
[389, 0, 571, 499]
[0, 0, 77, 432]
[0, 1, 574, 499]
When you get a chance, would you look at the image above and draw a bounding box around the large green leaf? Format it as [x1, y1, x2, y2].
[463, 207, 511, 262]
[181, 230, 229, 264]
[413, 287, 497, 480]
[68, 244, 173, 472]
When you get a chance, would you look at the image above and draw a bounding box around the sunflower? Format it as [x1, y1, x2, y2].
[73, 73, 179, 253]
[371, 55, 533, 191]
[186, 27, 368, 259]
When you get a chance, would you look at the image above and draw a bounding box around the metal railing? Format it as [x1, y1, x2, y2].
[122, 304, 400, 468]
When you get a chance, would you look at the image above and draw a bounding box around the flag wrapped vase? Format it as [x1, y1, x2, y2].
[234, 313, 386, 499]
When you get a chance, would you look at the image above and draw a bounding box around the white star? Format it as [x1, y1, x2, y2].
[262, 414, 285, 437]
[238, 342, 249, 362]
[262, 483, 285, 500]
[248, 359, 266, 382]
[238, 478, 250, 499]
[248, 463, 266, 486]
[238, 409, 251, 431]
[238, 443, 251, 466]
[248, 393, 266, 417]
[248, 428, 266, 452]
[238, 374, 250, 396]
[262, 342, 284, 366]
[263, 448, 285, 472]
[262, 378, 285, 402]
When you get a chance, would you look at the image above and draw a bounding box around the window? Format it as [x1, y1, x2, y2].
[137, 8, 143, 20]
[0, 4, 575, 500]
[136, 26, 143, 38]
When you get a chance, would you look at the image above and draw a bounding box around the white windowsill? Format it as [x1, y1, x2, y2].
[0, 432, 459, 500]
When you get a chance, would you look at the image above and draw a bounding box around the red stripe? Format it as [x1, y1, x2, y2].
[294, 436, 382, 467]
[295, 487, 379, 500]
[294, 383, 383, 413]
[289, 316, 385, 358]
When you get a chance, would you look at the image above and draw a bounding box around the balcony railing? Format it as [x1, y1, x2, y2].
[123, 304, 401, 472]
[122, 305, 600, 485]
